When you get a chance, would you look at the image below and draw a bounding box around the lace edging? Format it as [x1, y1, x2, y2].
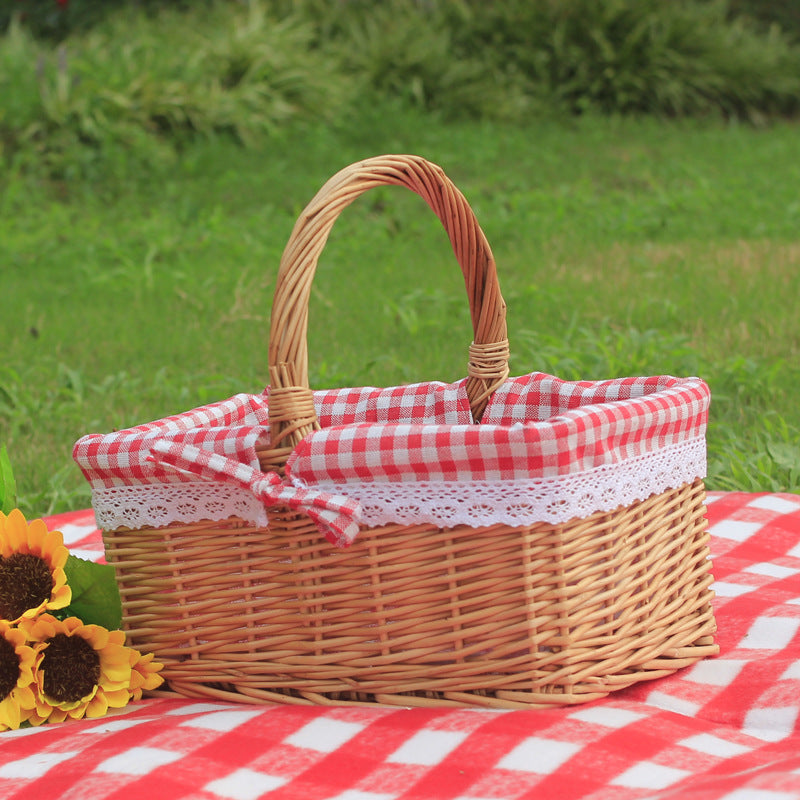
[91, 437, 705, 532]
[91, 482, 269, 532]
[317, 436, 707, 527]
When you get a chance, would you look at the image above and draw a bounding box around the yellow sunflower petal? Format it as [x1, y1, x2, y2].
[36, 616, 59, 638]
[14, 645, 36, 687]
[102, 687, 131, 710]
[62, 616, 85, 634]
[1, 531, 19, 557]
[100, 648, 131, 689]
[12, 684, 37, 711]
[20, 614, 58, 642]
[80, 624, 109, 649]
[24, 516, 49, 553]
[30, 696, 54, 724]
[143, 670, 165, 691]
[0, 697, 22, 730]
[128, 649, 165, 700]
[85, 692, 109, 719]
[0, 622, 24, 647]
[47, 570, 72, 611]
[43, 529, 69, 568]
[52, 697, 87, 714]
[140, 656, 164, 685]
[129, 670, 145, 693]
[48, 708, 69, 724]
[103, 642, 127, 664]
[0, 624, 35, 722]
[19, 603, 48, 623]
[52, 568, 69, 590]
[4, 510, 27, 549]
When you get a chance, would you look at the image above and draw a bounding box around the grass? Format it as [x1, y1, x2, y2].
[2, 109, 799, 515]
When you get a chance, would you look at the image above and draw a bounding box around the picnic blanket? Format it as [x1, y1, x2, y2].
[1, 490, 800, 800]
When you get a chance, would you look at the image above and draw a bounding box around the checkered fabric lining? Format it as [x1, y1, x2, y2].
[289, 376, 707, 483]
[73, 373, 709, 488]
[3, 491, 800, 800]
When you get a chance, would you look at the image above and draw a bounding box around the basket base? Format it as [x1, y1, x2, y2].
[154, 636, 718, 710]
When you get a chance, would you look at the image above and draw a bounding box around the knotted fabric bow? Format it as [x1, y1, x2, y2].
[148, 440, 362, 547]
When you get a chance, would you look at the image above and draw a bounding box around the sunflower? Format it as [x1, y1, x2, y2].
[0, 620, 37, 731]
[20, 614, 133, 725]
[0, 510, 71, 624]
[128, 649, 165, 701]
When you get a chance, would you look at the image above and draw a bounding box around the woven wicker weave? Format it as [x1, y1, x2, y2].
[103, 155, 718, 708]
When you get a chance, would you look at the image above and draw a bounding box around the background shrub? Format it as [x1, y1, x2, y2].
[445, 0, 800, 120]
[313, 0, 529, 120]
[727, 0, 800, 40]
[0, 2, 346, 175]
[0, 0, 208, 40]
[2, 0, 799, 176]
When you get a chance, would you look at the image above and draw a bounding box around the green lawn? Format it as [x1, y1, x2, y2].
[3, 111, 799, 515]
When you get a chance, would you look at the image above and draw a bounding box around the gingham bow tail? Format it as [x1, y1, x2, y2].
[148, 440, 361, 547]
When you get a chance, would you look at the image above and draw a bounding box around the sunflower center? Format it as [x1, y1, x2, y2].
[0, 553, 53, 621]
[0, 636, 20, 701]
[42, 633, 101, 703]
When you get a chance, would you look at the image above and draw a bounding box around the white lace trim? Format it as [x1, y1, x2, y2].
[91, 482, 269, 532]
[91, 437, 705, 532]
[317, 436, 706, 527]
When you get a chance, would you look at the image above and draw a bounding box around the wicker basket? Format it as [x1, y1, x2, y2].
[76, 155, 718, 709]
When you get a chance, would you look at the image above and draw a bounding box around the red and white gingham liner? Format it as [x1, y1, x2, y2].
[73, 373, 709, 545]
[147, 440, 362, 547]
[290, 375, 708, 483]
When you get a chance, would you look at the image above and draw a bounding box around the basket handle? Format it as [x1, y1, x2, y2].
[265, 154, 508, 465]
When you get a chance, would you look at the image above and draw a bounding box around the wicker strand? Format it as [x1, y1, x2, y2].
[467, 339, 511, 414]
[268, 384, 319, 448]
[268, 155, 509, 464]
[105, 479, 719, 709]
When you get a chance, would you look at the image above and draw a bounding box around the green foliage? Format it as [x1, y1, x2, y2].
[332, 6, 479, 117]
[62, 555, 123, 630]
[0, 1, 72, 41]
[1, 0, 211, 41]
[0, 446, 17, 514]
[707, 413, 800, 493]
[449, 0, 800, 120]
[727, 0, 800, 41]
[0, 3, 346, 176]
[304, 0, 528, 121]
[287, 0, 800, 122]
[2, 0, 800, 178]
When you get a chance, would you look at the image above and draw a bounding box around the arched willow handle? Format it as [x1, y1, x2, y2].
[265, 154, 509, 465]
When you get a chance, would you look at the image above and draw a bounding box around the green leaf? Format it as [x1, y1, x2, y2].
[63, 555, 123, 631]
[0, 445, 17, 514]
[767, 441, 800, 472]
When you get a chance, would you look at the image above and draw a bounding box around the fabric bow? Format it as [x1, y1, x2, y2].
[148, 440, 361, 547]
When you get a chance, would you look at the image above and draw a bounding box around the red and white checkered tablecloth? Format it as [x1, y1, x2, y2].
[2, 491, 800, 800]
